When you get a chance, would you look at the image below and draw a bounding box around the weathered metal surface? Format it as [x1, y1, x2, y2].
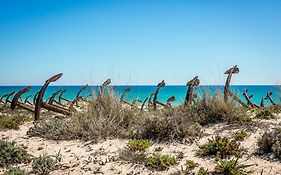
[243, 89, 258, 108]
[224, 66, 248, 108]
[153, 80, 165, 110]
[24, 95, 33, 106]
[265, 92, 276, 106]
[224, 65, 239, 102]
[11, 86, 32, 110]
[34, 73, 66, 121]
[0, 93, 10, 104]
[260, 98, 265, 107]
[185, 76, 200, 105]
[58, 90, 70, 103]
[141, 97, 148, 111]
[120, 87, 131, 102]
[5, 91, 15, 104]
[48, 90, 63, 105]
[166, 96, 176, 107]
[33, 92, 39, 105]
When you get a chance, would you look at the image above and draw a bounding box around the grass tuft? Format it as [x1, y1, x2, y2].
[196, 136, 241, 158]
[146, 154, 177, 170]
[0, 140, 31, 167]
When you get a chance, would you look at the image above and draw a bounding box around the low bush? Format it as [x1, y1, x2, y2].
[196, 167, 209, 175]
[186, 160, 198, 170]
[214, 158, 253, 175]
[256, 109, 274, 119]
[3, 167, 26, 175]
[196, 136, 241, 158]
[234, 130, 248, 141]
[257, 128, 281, 159]
[32, 153, 61, 175]
[127, 139, 152, 152]
[0, 140, 31, 167]
[0, 112, 31, 130]
[146, 154, 177, 170]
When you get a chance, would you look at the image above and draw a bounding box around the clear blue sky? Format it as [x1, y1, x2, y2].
[0, 0, 280, 85]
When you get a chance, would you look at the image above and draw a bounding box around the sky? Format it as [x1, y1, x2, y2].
[0, 0, 281, 85]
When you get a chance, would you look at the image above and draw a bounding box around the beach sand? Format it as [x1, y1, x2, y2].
[1, 114, 281, 175]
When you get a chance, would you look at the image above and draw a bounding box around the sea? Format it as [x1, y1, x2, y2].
[0, 85, 280, 106]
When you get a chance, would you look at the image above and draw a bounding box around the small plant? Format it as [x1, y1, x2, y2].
[196, 136, 240, 158]
[4, 167, 26, 175]
[258, 128, 281, 159]
[256, 109, 274, 119]
[186, 160, 198, 170]
[0, 114, 31, 130]
[32, 153, 61, 175]
[197, 167, 209, 175]
[154, 147, 163, 152]
[147, 154, 177, 170]
[234, 130, 248, 141]
[214, 158, 253, 175]
[0, 140, 31, 167]
[127, 139, 152, 152]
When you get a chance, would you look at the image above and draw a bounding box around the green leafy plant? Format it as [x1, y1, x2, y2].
[197, 167, 209, 175]
[32, 153, 61, 175]
[186, 160, 198, 170]
[127, 139, 152, 152]
[0, 113, 31, 130]
[234, 130, 248, 141]
[214, 158, 253, 175]
[196, 136, 241, 158]
[147, 154, 177, 170]
[0, 140, 31, 167]
[4, 167, 26, 175]
[256, 109, 274, 119]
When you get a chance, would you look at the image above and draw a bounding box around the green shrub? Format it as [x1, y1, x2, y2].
[258, 128, 281, 159]
[147, 154, 177, 170]
[186, 160, 198, 170]
[4, 167, 26, 175]
[32, 153, 61, 175]
[119, 149, 147, 164]
[127, 139, 152, 152]
[214, 158, 253, 175]
[196, 136, 241, 158]
[234, 130, 248, 141]
[0, 140, 31, 167]
[0, 113, 31, 130]
[28, 118, 75, 140]
[256, 109, 274, 119]
[196, 167, 209, 175]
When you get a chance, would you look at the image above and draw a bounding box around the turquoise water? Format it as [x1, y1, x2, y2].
[0, 85, 280, 106]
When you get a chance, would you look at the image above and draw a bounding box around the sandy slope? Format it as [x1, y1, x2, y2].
[1, 116, 281, 175]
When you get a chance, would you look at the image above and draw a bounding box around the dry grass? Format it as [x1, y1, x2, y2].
[28, 90, 254, 144]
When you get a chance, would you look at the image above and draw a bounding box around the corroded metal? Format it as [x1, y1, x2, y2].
[153, 80, 165, 110]
[11, 86, 32, 110]
[35, 73, 71, 121]
[5, 91, 15, 104]
[48, 90, 63, 105]
[185, 76, 200, 105]
[58, 90, 70, 103]
[24, 95, 33, 106]
[120, 87, 131, 102]
[141, 97, 148, 111]
[166, 96, 176, 107]
[265, 92, 276, 106]
[224, 65, 239, 102]
[243, 89, 258, 108]
[260, 98, 265, 108]
[224, 66, 248, 108]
